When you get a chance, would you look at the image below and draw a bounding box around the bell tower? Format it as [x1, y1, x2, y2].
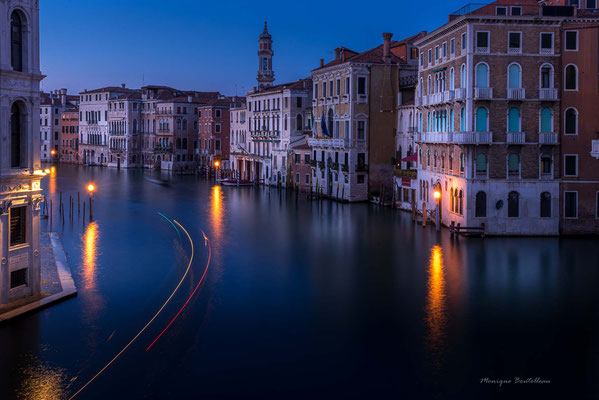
[257, 21, 274, 90]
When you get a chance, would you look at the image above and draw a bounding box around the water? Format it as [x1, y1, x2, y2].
[0, 164, 597, 399]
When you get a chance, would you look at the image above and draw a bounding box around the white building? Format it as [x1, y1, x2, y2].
[229, 104, 249, 178]
[79, 85, 132, 166]
[0, 0, 45, 305]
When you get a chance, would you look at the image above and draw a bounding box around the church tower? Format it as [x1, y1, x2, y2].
[257, 21, 274, 90]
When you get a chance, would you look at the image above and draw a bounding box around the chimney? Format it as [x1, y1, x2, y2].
[320, 58, 324, 68]
[60, 88, 67, 106]
[383, 32, 393, 63]
[334, 48, 340, 61]
[121, 83, 126, 89]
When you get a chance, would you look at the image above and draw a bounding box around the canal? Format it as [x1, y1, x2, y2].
[0, 164, 597, 399]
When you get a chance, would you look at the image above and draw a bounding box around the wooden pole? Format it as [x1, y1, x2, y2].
[83, 202, 86, 224]
[89, 196, 93, 221]
[422, 202, 427, 228]
[59, 192, 63, 216]
[78, 192, 80, 216]
[50, 200, 53, 224]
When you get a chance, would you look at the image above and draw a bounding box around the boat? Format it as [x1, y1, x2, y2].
[144, 176, 171, 187]
[219, 179, 254, 187]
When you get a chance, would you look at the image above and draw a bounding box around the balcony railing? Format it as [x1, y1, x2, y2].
[308, 137, 348, 149]
[416, 131, 493, 144]
[475, 46, 489, 54]
[539, 132, 558, 145]
[393, 168, 417, 179]
[539, 88, 558, 100]
[507, 132, 526, 144]
[454, 88, 466, 100]
[429, 92, 443, 104]
[591, 140, 599, 159]
[356, 164, 368, 173]
[443, 90, 455, 102]
[507, 47, 522, 54]
[507, 88, 525, 100]
[474, 87, 493, 99]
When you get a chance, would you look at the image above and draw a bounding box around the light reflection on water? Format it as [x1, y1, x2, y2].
[19, 359, 67, 400]
[425, 245, 447, 369]
[80, 221, 105, 325]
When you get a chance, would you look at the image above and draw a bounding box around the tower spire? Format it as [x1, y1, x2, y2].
[257, 21, 274, 90]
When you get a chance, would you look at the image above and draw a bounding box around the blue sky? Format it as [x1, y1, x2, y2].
[40, 0, 465, 96]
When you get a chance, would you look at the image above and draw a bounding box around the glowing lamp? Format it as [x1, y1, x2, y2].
[214, 161, 220, 168]
[44, 169, 51, 174]
[51, 150, 56, 156]
[433, 190, 441, 200]
[87, 184, 95, 193]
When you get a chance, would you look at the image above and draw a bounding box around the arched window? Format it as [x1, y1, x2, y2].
[296, 114, 303, 131]
[460, 108, 465, 131]
[476, 153, 488, 176]
[427, 76, 432, 94]
[152, 119, 156, 133]
[450, 188, 455, 212]
[459, 190, 463, 215]
[11, 11, 24, 72]
[508, 191, 520, 217]
[475, 191, 487, 217]
[460, 64, 466, 89]
[540, 153, 552, 176]
[508, 153, 520, 177]
[475, 107, 488, 132]
[565, 65, 577, 90]
[327, 109, 334, 137]
[10, 102, 24, 168]
[508, 107, 520, 132]
[540, 64, 553, 89]
[450, 68, 455, 90]
[508, 64, 521, 89]
[450, 109, 454, 131]
[475, 63, 489, 88]
[565, 108, 578, 134]
[540, 192, 552, 218]
[540, 108, 552, 133]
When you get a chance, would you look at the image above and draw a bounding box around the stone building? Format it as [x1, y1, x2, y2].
[0, 0, 45, 305]
[198, 97, 243, 169]
[309, 33, 422, 201]
[229, 103, 249, 178]
[414, 0, 566, 235]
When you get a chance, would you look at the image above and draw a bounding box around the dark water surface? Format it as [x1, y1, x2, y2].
[0, 165, 597, 399]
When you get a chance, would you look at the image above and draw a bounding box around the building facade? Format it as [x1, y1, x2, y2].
[0, 0, 45, 305]
[60, 107, 79, 163]
[229, 104, 249, 178]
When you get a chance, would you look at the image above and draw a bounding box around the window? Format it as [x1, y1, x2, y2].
[564, 155, 578, 176]
[476, 31, 489, 50]
[476, 153, 488, 176]
[565, 31, 578, 50]
[540, 108, 552, 133]
[587, 0, 597, 8]
[461, 33, 467, 50]
[10, 206, 27, 246]
[442, 42, 447, 57]
[215, 109, 221, 118]
[540, 192, 552, 218]
[475, 107, 488, 132]
[496, 6, 507, 15]
[508, 107, 521, 132]
[10, 102, 23, 168]
[450, 38, 455, 54]
[11, 11, 24, 72]
[540, 153, 552, 175]
[476, 63, 489, 88]
[357, 77, 366, 95]
[460, 64, 466, 89]
[508, 191, 520, 217]
[357, 121, 365, 140]
[411, 48, 418, 59]
[336, 79, 340, 96]
[540, 33, 553, 54]
[565, 65, 577, 90]
[508, 153, 520, 177]
[296, 114, 303, 131]
[540, 65, 553, 88]
[475, 192, 487, 217]
[564, 192, 578, 218]
[508, 64, 521, 88]
[511, 6, 522, 15]
[449, 68, 455, 90]
[565, 108, 578, 134]
[435, 46, 439, 61]
[428, 49, 432, 64]
[10, 268, 27, 289]
[345, 77, 350, 94]
[508, 32, 521, 53]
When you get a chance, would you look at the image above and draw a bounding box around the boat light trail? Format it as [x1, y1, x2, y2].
[146, 230, 211, 351]
[68, 217, 194, 400]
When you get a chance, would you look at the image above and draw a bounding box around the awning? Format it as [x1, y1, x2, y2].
[401, 153, 418, 162]
[431, 67, 447, 73]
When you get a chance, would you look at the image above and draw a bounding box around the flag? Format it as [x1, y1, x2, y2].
[320, 112, 328, 137]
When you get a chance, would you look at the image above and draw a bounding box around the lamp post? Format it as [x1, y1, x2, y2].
[87, 184, 95, 220]
[433, 189, 441, 231]
[50, 149, 56, 164]
[214, 161, 220, 181]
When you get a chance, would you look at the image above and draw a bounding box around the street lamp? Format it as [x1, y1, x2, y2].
[87, 184, 95, 220]
[214, 161, 220, 181]
[433, 189, 441, 231]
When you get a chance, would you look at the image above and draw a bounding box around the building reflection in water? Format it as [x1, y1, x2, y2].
[425, 245, 447, 369]
[81, 222, 105, 326]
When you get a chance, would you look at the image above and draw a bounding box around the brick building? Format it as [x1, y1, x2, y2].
[59, 108, 79, 163]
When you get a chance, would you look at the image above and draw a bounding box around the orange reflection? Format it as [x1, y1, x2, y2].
[82, 222, 99, 290]
[48, 166, 56, 195]
[210, 186, 223, 242]
[425, 245, 447, 367]
[20, 361, 67, 400]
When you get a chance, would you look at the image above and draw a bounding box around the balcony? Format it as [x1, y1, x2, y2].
[507, 46, 522, 54]
[308, 137, 348, 149]
[507, 132, 526, 144]
[539, 132, 558, 145]
[416, 132, 493, 145]
[443, 90, 455, 102]
[454, 88, 466, 100]
[507, 88, 525, 100]
[415, 96, 422, 107]
[475, 46, 489, 54]
[591, 140, 599, 159]
[539, 88, 558, 101]
[474, 87, 493, 99]
[429, 92, 443, 104]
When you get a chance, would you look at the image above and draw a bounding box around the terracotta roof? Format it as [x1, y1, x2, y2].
[114, 91, 142, 100]
[80, 86, 134, 95]
[251, 78, 312, 95]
